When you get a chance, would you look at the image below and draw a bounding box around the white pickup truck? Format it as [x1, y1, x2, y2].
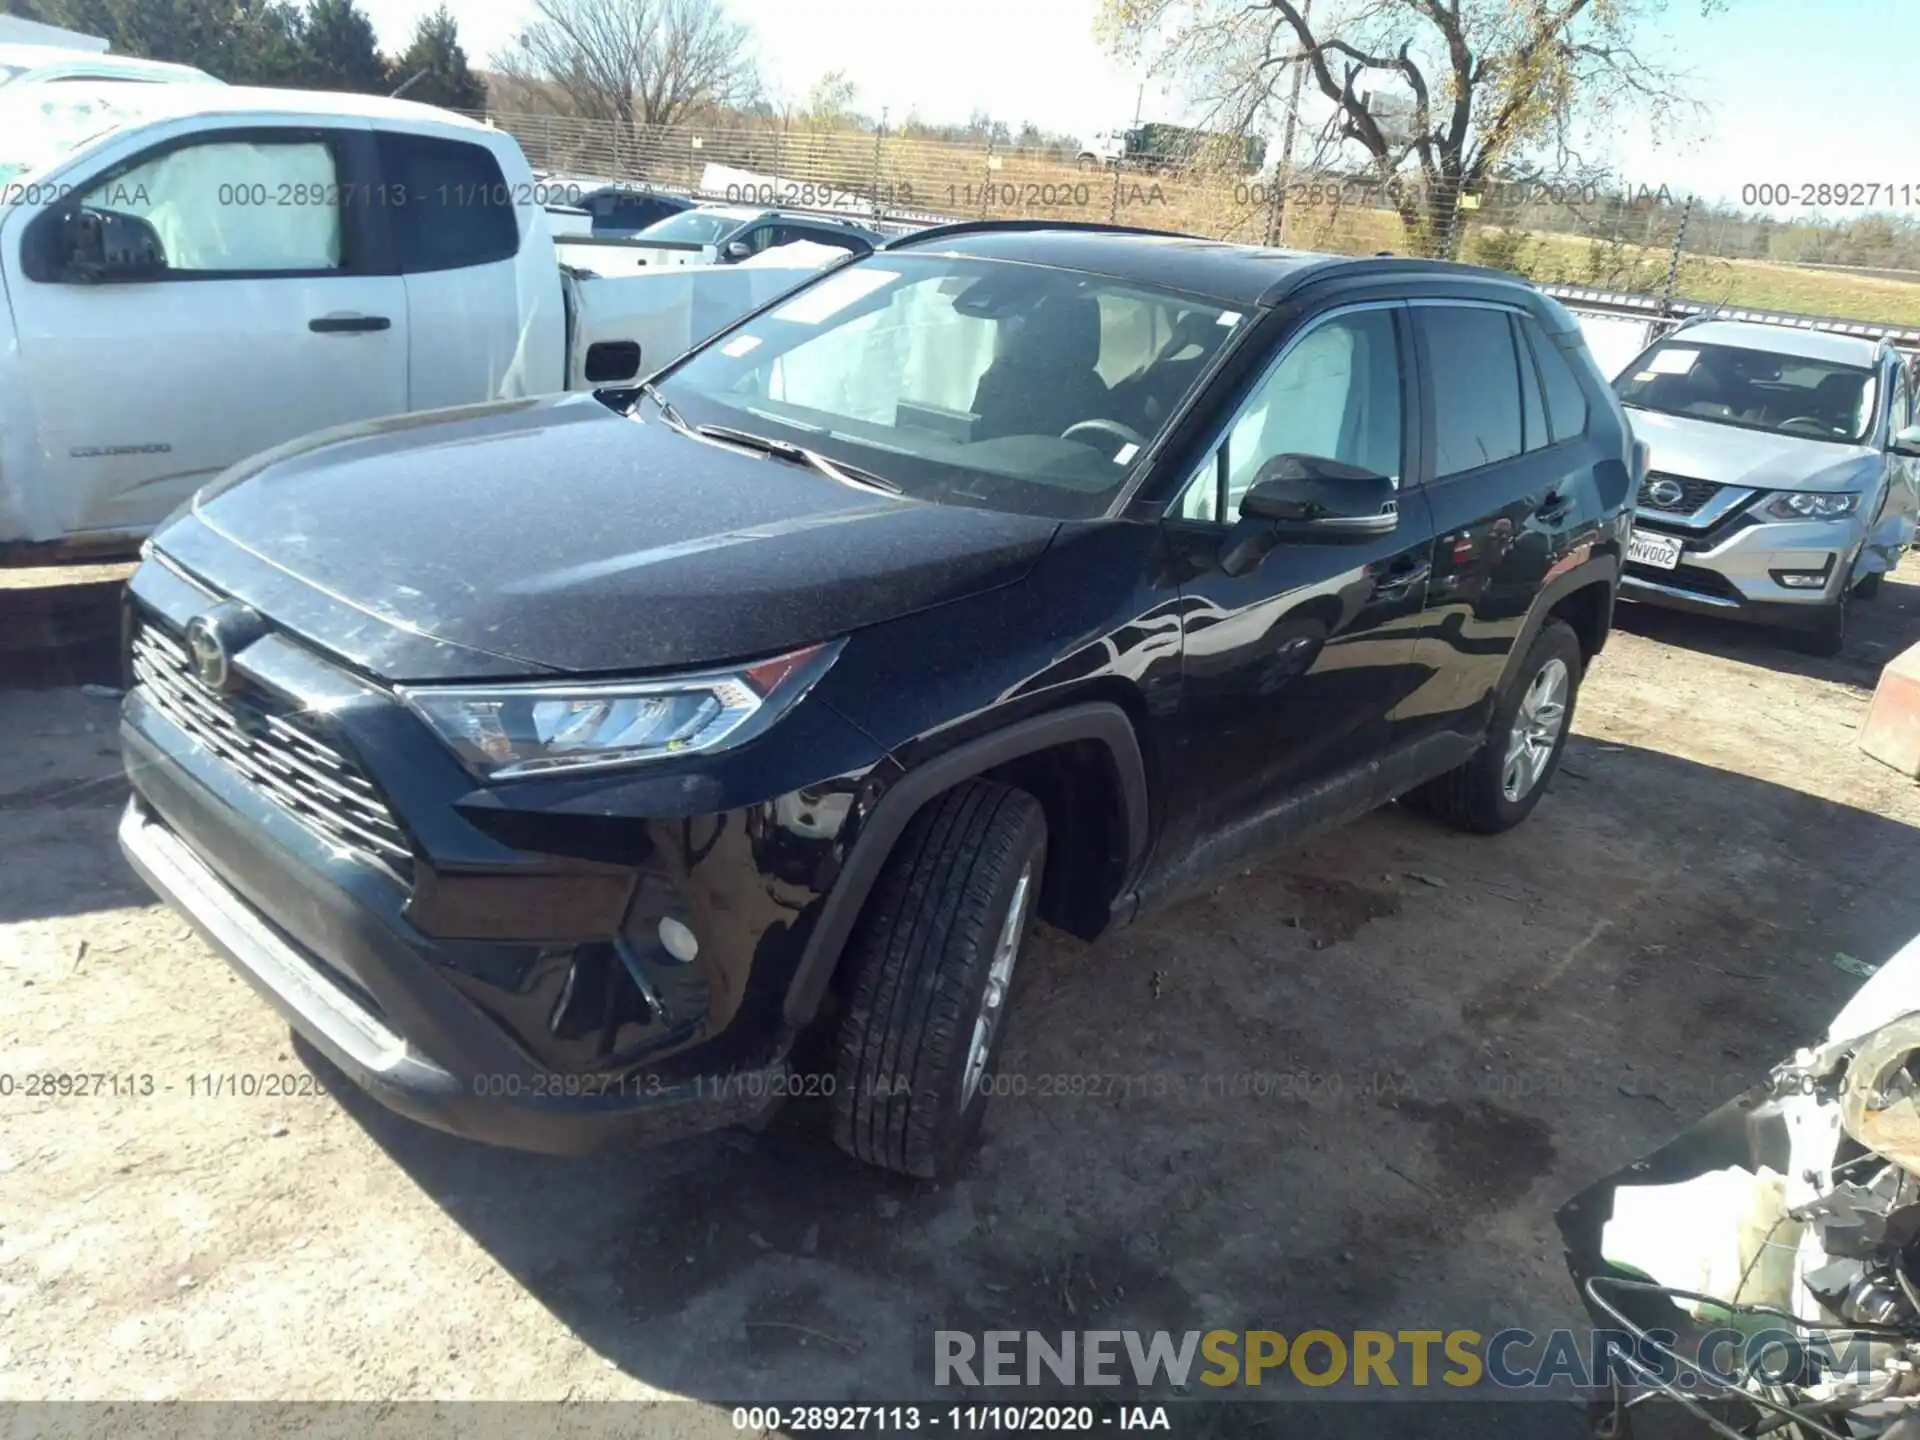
[0, 83, 820, 562]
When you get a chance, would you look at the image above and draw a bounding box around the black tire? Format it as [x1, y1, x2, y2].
[1788, 589, 1848, 657]
[831, 779, 1047, 1179]
[1406, 619, 1583, 835]
[1854, 570, 1883, 600]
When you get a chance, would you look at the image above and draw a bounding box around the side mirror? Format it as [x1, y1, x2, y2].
[1221, 454, 1397, 576]
[62, 207, 164, 283]
[1893, 422, 1920, 459]
[723, 239, 752, 262]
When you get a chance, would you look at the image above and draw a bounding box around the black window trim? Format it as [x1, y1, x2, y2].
[1407, 297, 1534, 486]
[1510, 311, 1549, 454]
[1514, 310, 1591, 449]
[22, 124, 384, 285]
[1163, 297, 1417, 526]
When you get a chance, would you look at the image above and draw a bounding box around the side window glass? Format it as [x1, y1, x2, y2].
[1176, 451, 1223, 521]
[1221, 308, 1402, 514]
[1888, 364, 1910, 433]
[1515, 315, 1548, 452]
[1524, 316, 1591, 443]
[377, 132, 519, 272]
[1422, 307, 1523, 476]
[76, 138, 343, 273]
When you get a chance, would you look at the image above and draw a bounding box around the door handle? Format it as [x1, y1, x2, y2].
[1374, 558, 1430, 599]
[309, 315, 391, 334]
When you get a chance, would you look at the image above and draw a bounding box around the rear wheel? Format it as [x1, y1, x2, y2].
[831, 780, 1046, 1179]
[1407, 619, 1582, 834]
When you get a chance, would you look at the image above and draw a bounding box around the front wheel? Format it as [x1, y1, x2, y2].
[831, 780, 1047, 1179]
[1406, 619, 1583, 834]
[1787, 588, 1849, 657]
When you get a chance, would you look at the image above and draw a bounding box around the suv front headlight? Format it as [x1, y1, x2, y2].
[399, 640, 841, 780]
[1762, 491, 1859, 521]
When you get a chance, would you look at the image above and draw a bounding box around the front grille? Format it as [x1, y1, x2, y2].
[1638, 471, 1723, 516]
[130, 619, 413, 884]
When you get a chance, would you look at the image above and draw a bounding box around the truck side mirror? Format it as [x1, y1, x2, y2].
[1893, 422, 1920, 459]
[63, 208, 165, 284]
[723, 239, 752, 262]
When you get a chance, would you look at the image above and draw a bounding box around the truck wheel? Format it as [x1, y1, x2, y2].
[1854, 571, 1883, 600]
[1407, 619, 1583, 835]
[831, 779, 1046, 1179]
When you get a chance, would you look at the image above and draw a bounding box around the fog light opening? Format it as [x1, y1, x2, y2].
[658, 916, 699, 963]
[1770, 558, 1836, 590]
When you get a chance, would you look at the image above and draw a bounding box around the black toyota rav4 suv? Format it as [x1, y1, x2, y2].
[120, 222, 1638, 1179]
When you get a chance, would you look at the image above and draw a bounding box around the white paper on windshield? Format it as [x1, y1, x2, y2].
[1113, 443, 1140, 464]
[721, 334, 763, 357]
[770, 268, 900, 325]
[1646, 347, 1699, 375]
[1217, 311, 1242, 327]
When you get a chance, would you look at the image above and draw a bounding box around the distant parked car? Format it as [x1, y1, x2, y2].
[625, 204, 885, 268]
[0, 44, 218, 88]
[1615, 318, 1920, 655]
[537, 174, 695, 238]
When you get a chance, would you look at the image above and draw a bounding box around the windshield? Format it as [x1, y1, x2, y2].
[1615, 339, 1880, 444]
[652, 253, 1246, 519]
[0, 87, 146, 189]
[635, 208, 748, 245]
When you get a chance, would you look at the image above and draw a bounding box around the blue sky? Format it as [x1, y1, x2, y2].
[357, 0, 1914, 212]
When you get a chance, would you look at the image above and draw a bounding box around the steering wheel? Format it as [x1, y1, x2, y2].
[1061, 419, 1149, 453]
[1779, 415, 1839, 435]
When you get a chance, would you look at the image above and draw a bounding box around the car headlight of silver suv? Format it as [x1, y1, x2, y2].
[1762, 491, 1859, 521]
[399, 640, 841, 780]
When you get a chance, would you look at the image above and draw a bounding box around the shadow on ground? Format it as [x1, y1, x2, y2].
[311, 737, 1920, 1424]
[1613, 570, 1920, 686]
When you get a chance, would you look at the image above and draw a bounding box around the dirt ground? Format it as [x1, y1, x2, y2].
[6, 556, 1920, 1433]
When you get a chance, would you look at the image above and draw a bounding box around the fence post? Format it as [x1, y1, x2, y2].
[1109, 158, 1122, 222]
[1662, 194, 1694, 315]
[870, 111, 886, 222]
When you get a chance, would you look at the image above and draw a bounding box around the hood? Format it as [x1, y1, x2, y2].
[179, 393, 1057, 678]
[1625, 406, 1880, 493]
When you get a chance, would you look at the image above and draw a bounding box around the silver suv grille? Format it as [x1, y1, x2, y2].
[130, 619, 412, 883]
[1638, 471, 1724, 516]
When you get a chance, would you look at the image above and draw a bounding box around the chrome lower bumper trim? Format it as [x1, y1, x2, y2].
[1619, 574, 1742, 609]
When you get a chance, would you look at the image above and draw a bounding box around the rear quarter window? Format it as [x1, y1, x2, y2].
[376, 132, 520, 273]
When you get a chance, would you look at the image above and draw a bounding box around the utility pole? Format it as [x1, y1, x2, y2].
[1266, 0, 1311, 247]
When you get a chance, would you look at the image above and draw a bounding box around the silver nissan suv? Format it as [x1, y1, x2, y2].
[1614, 318, 1920, 654]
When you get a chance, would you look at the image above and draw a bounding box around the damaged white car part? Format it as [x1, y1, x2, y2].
[1558, 939, 1920, 1439]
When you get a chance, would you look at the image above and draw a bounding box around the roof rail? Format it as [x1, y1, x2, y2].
[882, 217, 1199, 250]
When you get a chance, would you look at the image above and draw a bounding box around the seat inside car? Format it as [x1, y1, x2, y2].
[969, 294, 1113, 440]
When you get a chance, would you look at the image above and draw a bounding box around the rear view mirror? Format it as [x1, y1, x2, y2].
[1893, 422, 1920, 459]
[63, 207, 164, 283]
[1239, 454, 1398, 535]
[1221, 453, 1397, 576]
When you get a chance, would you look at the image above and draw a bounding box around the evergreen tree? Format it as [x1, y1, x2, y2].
[387, 5, 485, 112]
[292, 0, 385, 94]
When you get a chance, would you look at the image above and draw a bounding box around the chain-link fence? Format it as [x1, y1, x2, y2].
[475, 110, 1920, 325]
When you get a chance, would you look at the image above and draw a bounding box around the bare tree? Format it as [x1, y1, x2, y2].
[496, 0, 757, 129]
[1099, 0, 1713, 256]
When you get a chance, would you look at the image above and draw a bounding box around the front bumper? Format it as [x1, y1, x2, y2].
[115, 549, 888, 1155]
[118, 777, 782, 1155]
[1622, 515, 1860, 629]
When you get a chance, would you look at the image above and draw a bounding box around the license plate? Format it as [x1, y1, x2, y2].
[1627, 530, 1683, 570]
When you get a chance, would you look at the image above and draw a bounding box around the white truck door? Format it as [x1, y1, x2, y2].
[2, 124, 407, 545]
[372, 127, 565, 407]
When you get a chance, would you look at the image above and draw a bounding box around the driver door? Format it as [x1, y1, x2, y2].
[1157, 302, 1437, 872]
[2, 124, 407, 544]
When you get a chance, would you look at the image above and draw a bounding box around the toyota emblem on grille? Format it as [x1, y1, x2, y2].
[1646, 478, 1687, 509]
[183, 604, 264, 694]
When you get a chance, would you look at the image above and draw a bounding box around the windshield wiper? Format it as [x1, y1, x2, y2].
[694, 424, 902, 494]
[640, 381, 689, 432]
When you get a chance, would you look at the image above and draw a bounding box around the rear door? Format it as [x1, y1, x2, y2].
[1158, 301, 1437, 864]
[3, 122, 407, 543]
[373, 127, 566, 409]
[1404, 302, 1587, 732]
